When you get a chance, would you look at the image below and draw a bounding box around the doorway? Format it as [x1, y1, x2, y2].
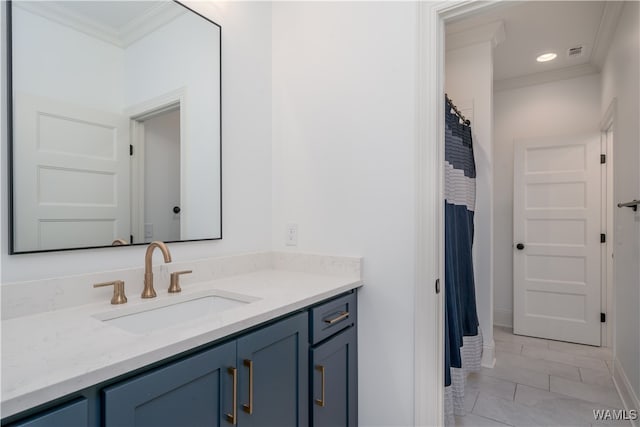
[415, 1, 627, 425]
[130, 104, 182, 244]
[444, 0, 614, 347]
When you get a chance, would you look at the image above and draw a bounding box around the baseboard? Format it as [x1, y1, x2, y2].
[481, 340, 496, 368]
[493, 309, 513, 328]
[612, 357, 640, 427]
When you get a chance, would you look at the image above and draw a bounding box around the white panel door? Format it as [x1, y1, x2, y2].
[13, 93, 130, 251]
[513, 134, 601, 345]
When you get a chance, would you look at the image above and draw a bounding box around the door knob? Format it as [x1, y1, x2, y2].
[516, 243, 525, 250]
[173, 206, 181, 214]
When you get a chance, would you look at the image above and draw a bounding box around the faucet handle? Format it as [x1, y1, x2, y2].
[169, 270, 192, 293]
[94, 280, 127, 305]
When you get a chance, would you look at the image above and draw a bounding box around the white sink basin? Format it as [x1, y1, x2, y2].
[93, 290, 258, 334]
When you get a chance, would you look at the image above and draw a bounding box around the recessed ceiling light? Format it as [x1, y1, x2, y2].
[536, 52, 557, 62]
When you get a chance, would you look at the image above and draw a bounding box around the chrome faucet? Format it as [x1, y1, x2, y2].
[142, 241, 172, 298]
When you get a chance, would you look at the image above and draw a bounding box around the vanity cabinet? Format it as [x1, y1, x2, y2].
[102, 342, 235, 427]
[6, 398, 89, 427]
[2, 292, 356, 427]
[310, 292, 358, 427]
[102, 312, 308, 427]
[236, 312, 308, 426]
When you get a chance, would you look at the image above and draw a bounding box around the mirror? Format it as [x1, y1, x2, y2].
[8, 0, 221, 253]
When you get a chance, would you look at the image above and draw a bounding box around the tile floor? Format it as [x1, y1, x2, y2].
[455, 326, 630, 426]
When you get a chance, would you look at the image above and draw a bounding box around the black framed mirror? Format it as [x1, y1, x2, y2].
[7, 0, 222, 254]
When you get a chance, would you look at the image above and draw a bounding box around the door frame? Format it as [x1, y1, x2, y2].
[126, 88, 185, 244]
[417, 4, 617, 423]
[415, 2, 501, 425]
[600, 98, 617, 350]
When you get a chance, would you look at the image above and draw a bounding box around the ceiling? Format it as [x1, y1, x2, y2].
[446, 1, 623, 85]
[15, 1, 186, 48]
[55, 1, 164, 30]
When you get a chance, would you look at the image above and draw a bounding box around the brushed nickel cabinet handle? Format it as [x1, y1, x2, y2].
[225, 367, 237, 425]
[315, 365, 326, 407]
[324, 311, 349, 324]
[242, 359, 253, 414]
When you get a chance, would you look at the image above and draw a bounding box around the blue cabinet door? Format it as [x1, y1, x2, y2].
[103, 341, 235, 427]
[7, 398, 89, 427]
[311, 327, 357, 427]
[237, 312, 309, 427]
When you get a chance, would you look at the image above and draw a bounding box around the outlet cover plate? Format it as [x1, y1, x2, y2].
[286, 223, 298, 246]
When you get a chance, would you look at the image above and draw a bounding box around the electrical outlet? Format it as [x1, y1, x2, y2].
[286, 223, 298, 246]
[144, 223, 153, 239]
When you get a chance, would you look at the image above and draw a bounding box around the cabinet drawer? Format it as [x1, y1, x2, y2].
[311, 292, 357, 345]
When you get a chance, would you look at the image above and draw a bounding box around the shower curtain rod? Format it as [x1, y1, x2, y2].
[445, 93, 471, 126]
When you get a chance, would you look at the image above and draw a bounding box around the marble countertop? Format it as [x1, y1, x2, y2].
[1, 268, 362, 418]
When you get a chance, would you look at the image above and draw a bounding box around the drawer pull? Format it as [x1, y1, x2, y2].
[242, 359, 253, 414]
[225, 367, 237, 425]
[324, 311, 349, 324]
[315, 365, 326, 407]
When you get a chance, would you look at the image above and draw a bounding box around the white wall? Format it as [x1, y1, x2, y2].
[445, 41, 495, 364]
[1, 2, 273, 282]
[600, 0, 640, 408]
[493, 74, 602, 327]
[271, 3, 417, 425]
[11, 6, 124, 115]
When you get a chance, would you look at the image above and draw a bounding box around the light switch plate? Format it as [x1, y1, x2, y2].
[286, 223, 298, 246]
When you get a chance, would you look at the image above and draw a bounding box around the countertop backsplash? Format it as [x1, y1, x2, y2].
[1, 252, 362, 320]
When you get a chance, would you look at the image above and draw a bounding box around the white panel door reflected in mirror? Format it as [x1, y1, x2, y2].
[9, 0, 221, 253]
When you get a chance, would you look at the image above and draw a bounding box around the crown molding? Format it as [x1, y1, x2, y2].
[591, 1, 624, 69]
[14, 2, 184, 49]
[15, 1, 121, 46]
[119, 3, 186, 48]
[446, 20, 506, 51]
[494, 63, 599, 92]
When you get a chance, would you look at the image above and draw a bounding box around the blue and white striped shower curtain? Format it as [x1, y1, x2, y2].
[443, 98, 482, 425]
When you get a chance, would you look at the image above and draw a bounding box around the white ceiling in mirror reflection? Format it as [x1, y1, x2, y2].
[14, 1, 186, 48]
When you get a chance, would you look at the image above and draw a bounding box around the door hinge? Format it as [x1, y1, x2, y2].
[601, 313, 606, 323]
[435, 278, 440, 294]
[601, 154, 606, 164]
[601, 233, 606, 243]
[130, 145, 134, 156]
